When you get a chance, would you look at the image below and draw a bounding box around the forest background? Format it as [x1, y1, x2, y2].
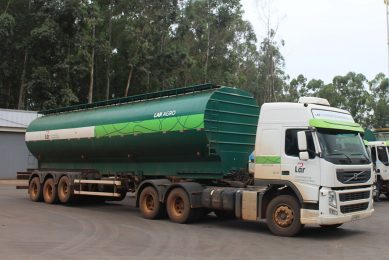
[0, 0, 388, 128]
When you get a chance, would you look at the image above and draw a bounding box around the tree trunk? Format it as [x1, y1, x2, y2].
[105, 0, 113, 100]
[88, 19, 96, 104]
[17, 0, 31, 110]
[17, 46, 29, 110]
[124, 64, 133, 97]
[204, 0, 210, 83]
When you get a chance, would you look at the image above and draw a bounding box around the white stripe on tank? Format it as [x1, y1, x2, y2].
[25, 126, 95, 141]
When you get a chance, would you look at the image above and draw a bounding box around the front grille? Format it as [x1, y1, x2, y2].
[339, 191, 370, 202]
[340, 203, 369, 214]
[336, 169, 371, 184]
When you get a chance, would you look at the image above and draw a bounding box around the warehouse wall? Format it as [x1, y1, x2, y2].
[0, 132, 37, 179]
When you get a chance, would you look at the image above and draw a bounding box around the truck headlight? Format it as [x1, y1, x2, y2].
[328, 191, 337, 208]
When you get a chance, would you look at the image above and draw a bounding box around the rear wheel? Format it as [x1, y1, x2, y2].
[43, 178, 59, 204]
[139, 186, 163, 219]
[166, 188, 196, 223]
[266, 195, 303, 237]
[58, 176, 73, 204]
[29, 177, 43, 202]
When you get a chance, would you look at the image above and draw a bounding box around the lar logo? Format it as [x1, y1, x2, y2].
[295, 162, 306, 173]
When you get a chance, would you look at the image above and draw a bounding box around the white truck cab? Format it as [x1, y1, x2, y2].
[367, 141, 389, 201]
[254, 97, 374, 226]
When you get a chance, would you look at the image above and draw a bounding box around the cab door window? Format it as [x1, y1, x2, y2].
[285, 129, 315, 159]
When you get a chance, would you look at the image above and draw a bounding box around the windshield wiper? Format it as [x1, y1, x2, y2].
[329, 152, 352, 163]
[351, 153, 370, 163]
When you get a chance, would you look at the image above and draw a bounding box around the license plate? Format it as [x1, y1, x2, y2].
[351, 215, 360, 221]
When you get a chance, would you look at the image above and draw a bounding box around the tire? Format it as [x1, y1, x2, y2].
[166, 188, 196, 223]
[139, 186, 164, 219]
[320, 224, 343, 229]
[58, 176, 73, 204]
[43, 178, 59, 204]
[266, 195, 304, 237]
[374, 178, 382, 202]
[29, 177, 43, 202]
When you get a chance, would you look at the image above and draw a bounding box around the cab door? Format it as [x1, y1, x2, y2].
[281, 128, 321, 188]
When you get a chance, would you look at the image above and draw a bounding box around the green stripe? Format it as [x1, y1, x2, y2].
[95, 114, 204, 138]
[309, 119, 364, 133]
[255, 156, 281, 164]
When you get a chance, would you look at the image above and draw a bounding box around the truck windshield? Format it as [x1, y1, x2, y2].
[317, 129, 370, 165]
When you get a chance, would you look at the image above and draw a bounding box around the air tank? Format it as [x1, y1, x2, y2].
[26, 84, 259, 179]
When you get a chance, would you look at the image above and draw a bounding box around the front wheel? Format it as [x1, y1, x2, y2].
[266, 195, 304, 237]
[374, 178, 382, 202]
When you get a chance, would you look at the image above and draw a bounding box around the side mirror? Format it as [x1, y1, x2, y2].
[297, 131, 307, 151]
[299, 151, 309, 161]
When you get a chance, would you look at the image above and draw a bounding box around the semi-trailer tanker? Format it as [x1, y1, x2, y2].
[366, 141, 389, 201]
[19, 83, 374, 236]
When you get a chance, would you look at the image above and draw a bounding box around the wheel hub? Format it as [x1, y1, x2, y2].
[174, 198, 184, 215]
[145, 194, 155, 211]
[31, 183, 37, 196]
[274, 205, 294, 227]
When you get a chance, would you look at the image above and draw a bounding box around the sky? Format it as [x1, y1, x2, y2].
[241, 0, 388, 83]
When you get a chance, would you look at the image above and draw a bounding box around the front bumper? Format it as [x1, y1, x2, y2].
[300, 186, 374, 225]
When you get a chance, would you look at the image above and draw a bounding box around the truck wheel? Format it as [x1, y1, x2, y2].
[43, 178, 59, 204]
[29, 177, 43, 202]
[266, 195, 303, 237]
[320, 224, 343, 229]
[58, 176, 73, 204]
[166, 188, 196, 223]
[139, 186, 163, 219]
[374, 178, 382, 202]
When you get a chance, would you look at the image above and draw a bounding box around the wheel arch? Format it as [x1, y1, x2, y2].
[259, 182, 303, 219]
[164, 182, 203, 208]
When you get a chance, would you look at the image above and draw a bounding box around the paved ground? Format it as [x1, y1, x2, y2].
[1, 184, 388, 260]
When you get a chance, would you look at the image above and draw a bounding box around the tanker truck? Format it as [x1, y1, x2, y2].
[366, 141, 389, 201]
[18, 83, 374, 236]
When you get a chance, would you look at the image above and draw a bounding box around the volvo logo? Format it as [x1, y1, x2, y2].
[344, 170, 366, 183]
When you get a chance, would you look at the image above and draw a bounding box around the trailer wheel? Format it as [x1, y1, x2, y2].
[166, 188, 196, 223]
[43, 178, 59, 204]
[139, 186, 163, 219]
[58, 176, 73, 204]
[266, 195, 303, 237]
[29, 177, 43, 202]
